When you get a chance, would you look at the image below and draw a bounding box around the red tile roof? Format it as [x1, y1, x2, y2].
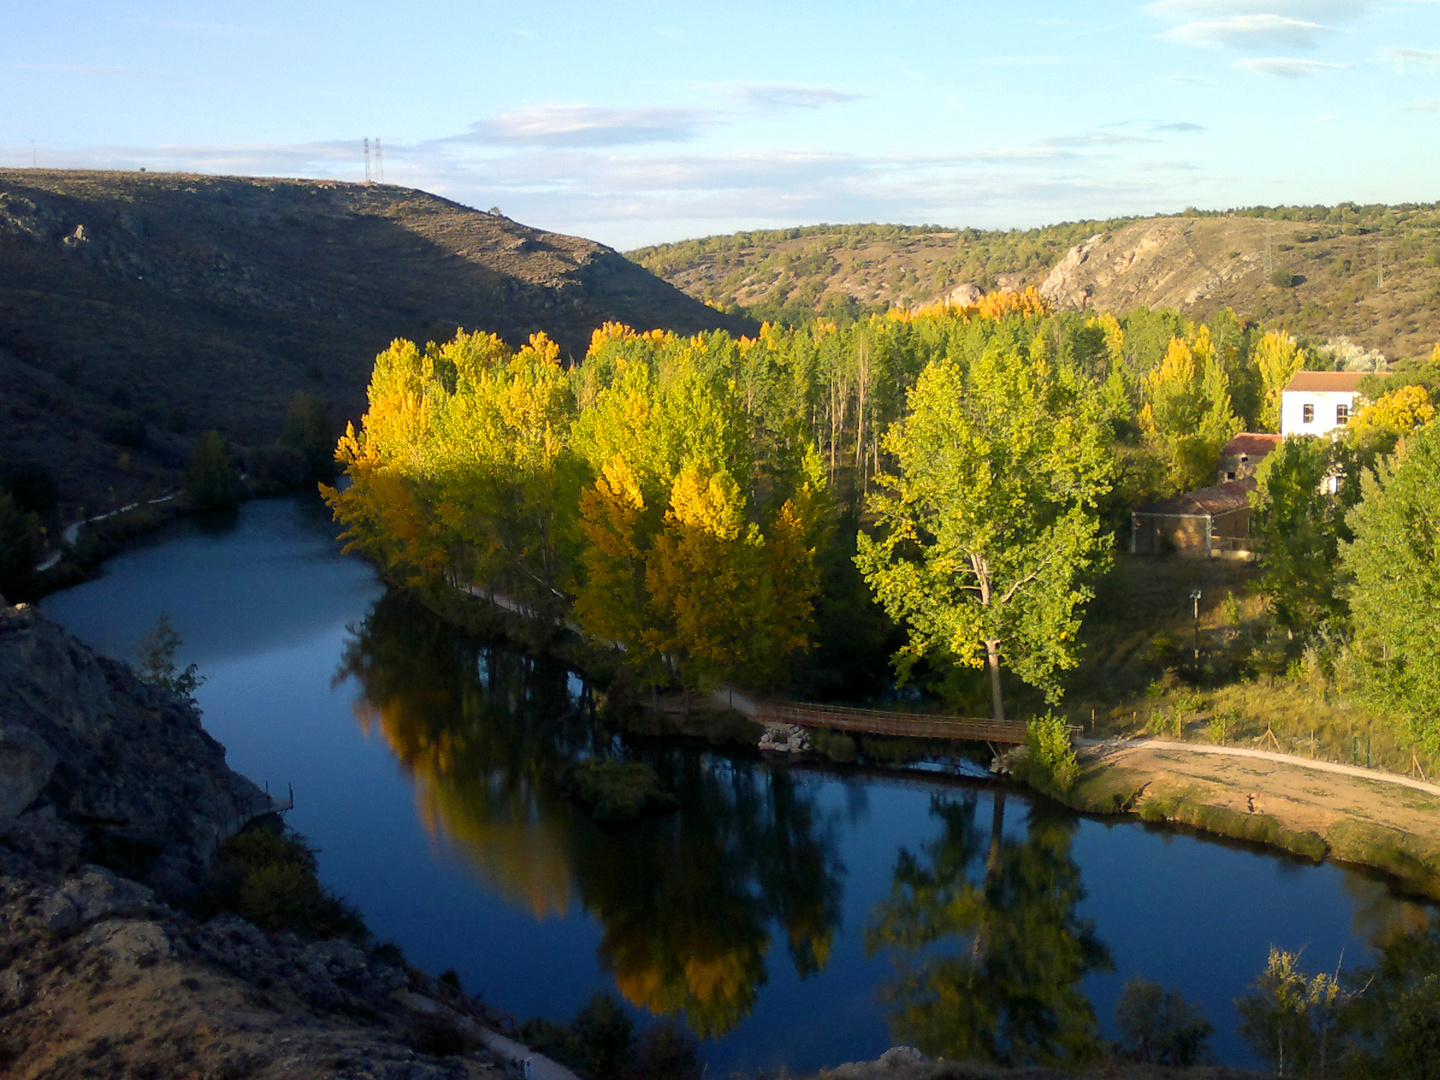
[1284, 371, 1389, 393]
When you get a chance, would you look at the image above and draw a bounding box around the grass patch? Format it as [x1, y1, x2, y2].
[1326, 820, 1440, 895]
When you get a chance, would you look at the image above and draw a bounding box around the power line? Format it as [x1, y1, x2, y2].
[375, 138, 384, 184]
[363, 137, 371, 184]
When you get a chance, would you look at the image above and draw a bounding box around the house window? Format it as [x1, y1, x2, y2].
[1337, 403, 1350, 424]
[1303, 403, 1315, 424]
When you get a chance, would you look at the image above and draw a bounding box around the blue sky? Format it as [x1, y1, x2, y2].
[3, 0, 1437, 248]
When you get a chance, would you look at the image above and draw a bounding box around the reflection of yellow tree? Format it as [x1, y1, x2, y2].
[866, 794, 1111, 1067]
[338, 595, 844, 1037]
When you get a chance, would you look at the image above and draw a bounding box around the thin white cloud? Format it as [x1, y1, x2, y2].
[1231, 56, 1352, 75]
[1379, 46, 1440, 68]
[1161, 14, 1332, 50]
[1045, 133, 1161, 146]
[731, 85, 860, 111]
[0, 60, 159, 80]
[443, 105, 715, 148]
[1153, 121, 1208, 131]
[1399, 98, 1440, 111]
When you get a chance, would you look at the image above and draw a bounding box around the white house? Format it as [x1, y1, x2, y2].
[1279, 371, 1389, 437]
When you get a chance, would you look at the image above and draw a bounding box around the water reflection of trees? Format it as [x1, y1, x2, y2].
[337, 594, 844, 1037]
[865, 792, 1113, 1067]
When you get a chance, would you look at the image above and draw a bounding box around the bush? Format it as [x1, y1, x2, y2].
[103, 410, 149, 449]
[574, 992, 633, 1080]
[1270, 269, 1298, 288]
[1115, 976, 1213, 1065]
[201, 823, 366, 939]
[279, 390, 335, 479]
[241, 445, 309, 490]
[184, 431, 242, 509]
[1023, 713, 1080, 791]
[406, 1012, 479, 1057]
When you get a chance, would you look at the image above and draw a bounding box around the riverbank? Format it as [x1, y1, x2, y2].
[1018, 736, 1440, 899]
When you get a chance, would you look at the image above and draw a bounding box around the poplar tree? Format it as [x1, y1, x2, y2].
[1341, 422, 1440, 753]
[855, 346, 1111, 722]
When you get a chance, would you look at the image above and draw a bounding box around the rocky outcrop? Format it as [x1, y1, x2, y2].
[759, 722, 811, 754]
[0, 600, 509, 1079]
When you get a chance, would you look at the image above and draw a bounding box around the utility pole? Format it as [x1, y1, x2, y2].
[1376, 245, 1386, 289]
[374, 138, 384, 184]
[363, 138, 371, 184]
[1263, 223, 1274, 278]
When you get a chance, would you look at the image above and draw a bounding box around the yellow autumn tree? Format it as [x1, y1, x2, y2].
[1139, 327, 1241, 493]
[1254, 330, 1307, 433]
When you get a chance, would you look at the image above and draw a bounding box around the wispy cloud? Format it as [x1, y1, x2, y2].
[441, 105, 715, 148]
[1379, 46, 1440, 68]
[1152, 121, 1208, 131]
[731, 85, 860, 111]
[1399, 97, 1440, 111]
[1045, 133, 1160, 147]
[1161, 14, 1332, 50]
[1231, 56, 1351, 75]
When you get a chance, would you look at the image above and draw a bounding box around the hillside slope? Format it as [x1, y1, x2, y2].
[630, 207, 1440, 360]
[0, 170, 751, 510]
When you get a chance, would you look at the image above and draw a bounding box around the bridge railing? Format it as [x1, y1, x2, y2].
[755, 702, 1038, 745]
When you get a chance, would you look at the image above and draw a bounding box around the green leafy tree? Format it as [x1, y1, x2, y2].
[855, 347, 1111, 722]
[1114, 976, 1214, 1066]
[1236, 948, 1316, 1078]
[1341, 921, 1440, 1079]
[135, 614, 206, 706]
[1341, 422, 1440, 754]
[0, 489, 44, 602]
[1251, 436, 1351, 635]
[185, 430, 243, 509]
[279, 390, 335, 479]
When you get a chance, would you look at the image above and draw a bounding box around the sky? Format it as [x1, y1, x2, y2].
[2, 0, 1438, 249]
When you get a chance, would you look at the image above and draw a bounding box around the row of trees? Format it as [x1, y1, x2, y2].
[326, 291, 1431, 722]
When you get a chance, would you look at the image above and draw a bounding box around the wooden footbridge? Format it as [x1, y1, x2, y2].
[754, 701, 1048, 745]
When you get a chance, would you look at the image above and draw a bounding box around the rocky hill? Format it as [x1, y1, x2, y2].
[0, 170, 751, 511]
[629, 206, 1440, 361]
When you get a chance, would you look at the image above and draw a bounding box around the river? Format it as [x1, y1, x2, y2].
[40, 491, 1432, 1074]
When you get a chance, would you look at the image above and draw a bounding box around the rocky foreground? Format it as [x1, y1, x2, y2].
[0, 598, 507, 1079]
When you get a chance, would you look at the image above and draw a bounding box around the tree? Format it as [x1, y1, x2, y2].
[135, 614, 205, 706]
[1236, 948, 1315, 1078]
[185, 430, 242, 509]
[855, 347, 1111, 722]
[1255, 330, 1307, 433]
[278, 390, 334, 479]
[0, 489, 44, 602]
[1251, 436, 1351, 635]
[1139, 328, 1242, 493]
[1114, 976, 1213, 1065]
[1341, 421, 1440, 754]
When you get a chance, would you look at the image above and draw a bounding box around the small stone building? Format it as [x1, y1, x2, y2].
[1130, 479, 1256, 558]
[1217, 432, 1282, 483]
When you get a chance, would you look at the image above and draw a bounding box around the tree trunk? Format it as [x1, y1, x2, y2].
[986, 639, 1005, 723]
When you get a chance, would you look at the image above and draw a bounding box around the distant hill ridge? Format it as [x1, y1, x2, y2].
[629, 204, 1440, 361]
[0, 169, 750, 509]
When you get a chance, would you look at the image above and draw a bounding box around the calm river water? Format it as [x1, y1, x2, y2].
[41, 492, 1432, 1074]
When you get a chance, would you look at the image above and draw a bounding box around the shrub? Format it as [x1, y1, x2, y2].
[1115, 975, 1213, 1065]
[1270, 269, 1298, 288]
[1024, 713, 1080, 791]
[406, 1012, 478, 1057]
[202, 823, 366, 939]
[574, 992, 633, 1080]
[279, 390, 335, 479]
